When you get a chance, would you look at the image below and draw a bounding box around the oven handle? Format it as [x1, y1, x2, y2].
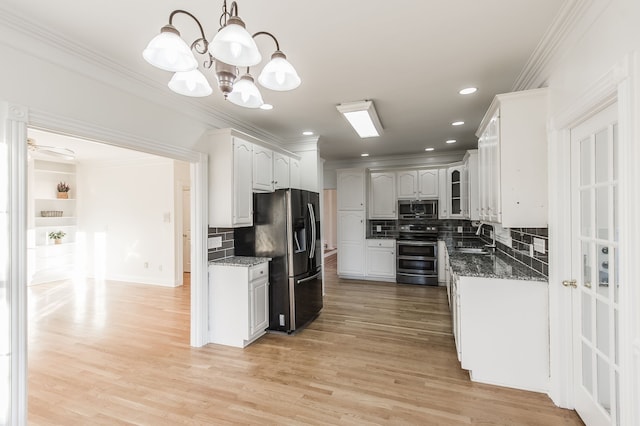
[397, 240, 438, 246]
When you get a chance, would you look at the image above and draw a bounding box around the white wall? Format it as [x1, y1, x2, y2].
[78, 157, 180, 286]
[539, 0, 640, 421]
[322, 189, 337, 250]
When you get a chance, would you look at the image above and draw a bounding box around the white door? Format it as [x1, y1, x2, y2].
[570, 103, 620, 426]
[182, 187, 191, 273]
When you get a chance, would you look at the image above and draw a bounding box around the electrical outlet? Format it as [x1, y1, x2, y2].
[144, 262, 149, 269]
[208, 236, 223, 249]
[457, 226, 463, 233]
[279, 314, 285, 326]
[376, 225, 382, 232]
[534, 237, 546, 254]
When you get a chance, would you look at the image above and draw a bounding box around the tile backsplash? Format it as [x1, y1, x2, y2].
[207, 227, 235, 262]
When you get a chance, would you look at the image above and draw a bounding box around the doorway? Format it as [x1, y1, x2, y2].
[569, 103, 620, 425]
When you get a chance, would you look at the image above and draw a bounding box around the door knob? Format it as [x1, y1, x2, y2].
[562, 279, 577, 288]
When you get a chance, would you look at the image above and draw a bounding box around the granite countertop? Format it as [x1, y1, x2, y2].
[443, 238, 547, 282]
[210, 256, 271, 267]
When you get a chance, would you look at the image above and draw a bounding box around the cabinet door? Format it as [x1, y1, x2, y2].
[465, 150, 480, 221]
[448, 166, 464, 218]
[253, 146, 273, 192]
[337, 211, 365, 275]
[289, 158, 301, 189]
[337, 169, 365, 210]
[418, 169, 438, 198]
[249, 277, 269, 337]
[438, 168, 449, 218]
[233, 139, 253, 226]
[273, 153, 290, 190]
[366, 247, 396, 278]
[396, 171, 418, 199]
[369, 172, 397, 219]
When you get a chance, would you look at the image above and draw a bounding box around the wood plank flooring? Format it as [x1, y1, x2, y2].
[28, 255, 583, 425]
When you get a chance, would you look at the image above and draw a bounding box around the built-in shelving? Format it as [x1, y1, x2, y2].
[29, 159, 78, 284]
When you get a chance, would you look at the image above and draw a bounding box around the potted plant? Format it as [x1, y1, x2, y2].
[48, 230, 66, 245]
[57, 181, 70, 199]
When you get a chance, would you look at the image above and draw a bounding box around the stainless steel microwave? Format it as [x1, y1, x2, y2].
[398, 200, 438, 219]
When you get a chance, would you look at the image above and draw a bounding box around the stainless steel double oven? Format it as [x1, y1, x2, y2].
[396, 223, 438, 286]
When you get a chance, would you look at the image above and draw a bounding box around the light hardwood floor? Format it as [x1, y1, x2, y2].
[28, 256, 583, 425]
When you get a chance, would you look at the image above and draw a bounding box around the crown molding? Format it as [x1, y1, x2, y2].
[512, 0, 596, 91]
[324, 150, 467, 170]
[0, 5, 286, 147]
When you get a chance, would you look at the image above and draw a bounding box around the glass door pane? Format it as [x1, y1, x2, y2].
[572, 103, 619, 425]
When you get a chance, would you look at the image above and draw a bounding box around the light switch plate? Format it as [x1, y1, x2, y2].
[208, 236, 223, 249]
[376, 225, 382, 232]
[457, 226, 463, 233]
[534, 237, 546, 254]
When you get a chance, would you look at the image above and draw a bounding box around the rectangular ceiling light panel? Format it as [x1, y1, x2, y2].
[337, 100, 383, 138]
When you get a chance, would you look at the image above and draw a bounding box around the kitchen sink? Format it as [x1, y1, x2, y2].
[455, 247, 490, 254]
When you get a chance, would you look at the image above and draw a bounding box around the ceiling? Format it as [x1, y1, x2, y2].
[5, 1, 565, 161]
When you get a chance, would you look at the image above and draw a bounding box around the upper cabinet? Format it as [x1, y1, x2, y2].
[205, 131, 253, 227]
[337, 169, 365, 210]
[252, 145, 273, 192]
[273, 152, 290, 190]
[476, 88, 548, 227]
[369, 172, 397, 219]
[464, 150, 479, 221]
[396, 169, 438, 199]
[289, 158, 301, 189]
[439, 165, 466, 219]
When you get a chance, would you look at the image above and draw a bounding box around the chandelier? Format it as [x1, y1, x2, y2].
[142, 0, 301, 109]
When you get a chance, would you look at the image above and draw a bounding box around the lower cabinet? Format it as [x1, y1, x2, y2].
[451, 272, 549, 392]
[337, 210, 365, 278]
[209, 261, 269, 348]
[365, 239, 396, 282]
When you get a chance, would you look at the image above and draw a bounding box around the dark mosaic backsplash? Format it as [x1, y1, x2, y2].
[207, 227, 235, 262]
[369, 218, 549, 278]
[478, 226, 549, 278]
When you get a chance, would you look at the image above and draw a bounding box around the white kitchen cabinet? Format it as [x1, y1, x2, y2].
[337, 168, 365, 210]
[455, 274, 549, 392]
[437, 240, 447, 287]
[396, 169, 438, 199]
[253, 145, 274, 192]
[289, 157, 301, 189]
[464, 150, 479, 220]
[207, 132, 253, 227]
[476, 88, 548, 227]
[337, 210, 365, 278]
[365, 239, 396, 281]
[439, 165, 466, 219]
[209, 261, 269, 348]
[368, 172, 397, 219]
[273, 152, 290, 189]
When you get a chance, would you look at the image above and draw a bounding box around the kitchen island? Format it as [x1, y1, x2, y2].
[442, 239, 549, 393]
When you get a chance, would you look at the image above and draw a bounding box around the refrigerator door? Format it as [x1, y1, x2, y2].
[291, 267, 323, 331]
[288, 189, 311, 277]
[307, 191, 322, 272]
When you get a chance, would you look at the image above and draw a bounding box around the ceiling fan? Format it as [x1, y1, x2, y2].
[27, 138, 75, 160]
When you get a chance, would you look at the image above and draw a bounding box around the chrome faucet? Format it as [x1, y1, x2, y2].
[475, 222, 496, 250]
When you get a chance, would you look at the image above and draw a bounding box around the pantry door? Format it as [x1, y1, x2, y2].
[570, 102, 620, 426]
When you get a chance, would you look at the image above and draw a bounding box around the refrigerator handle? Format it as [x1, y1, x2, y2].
[298, 271, 321, 284]
[307, 203, 316, 259]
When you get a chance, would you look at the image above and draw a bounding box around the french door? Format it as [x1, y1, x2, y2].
[570, 103, 620, 426]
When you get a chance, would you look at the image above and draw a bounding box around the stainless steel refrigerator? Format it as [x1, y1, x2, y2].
[234, 189, 323, 333]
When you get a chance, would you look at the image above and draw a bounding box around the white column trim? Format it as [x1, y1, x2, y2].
[5, 102, 29, 425]
[190, 152, 209, 347]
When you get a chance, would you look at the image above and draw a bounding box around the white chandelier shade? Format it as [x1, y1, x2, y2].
[168, 69, 213, 97]
[142, 26, 198, 72]
[258, 51, 301, 91]
[227, 74, 264, 108]
[142, 1, 301, 108]
[210, 16, 262, 67]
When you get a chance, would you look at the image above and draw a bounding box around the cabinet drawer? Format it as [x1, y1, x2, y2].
[249, 262, 269, 281]
[366, 239, 395, 248]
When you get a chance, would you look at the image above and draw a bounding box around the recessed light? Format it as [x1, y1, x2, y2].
[260, 103, 273, 110]
[425, 148, 435, 152]
[361, 153, 369, 157]
[451, 121, 464, 126]
[446, 139, 457, 144]
[459, 87, 477, 95]
[302, 131, 314, 136]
